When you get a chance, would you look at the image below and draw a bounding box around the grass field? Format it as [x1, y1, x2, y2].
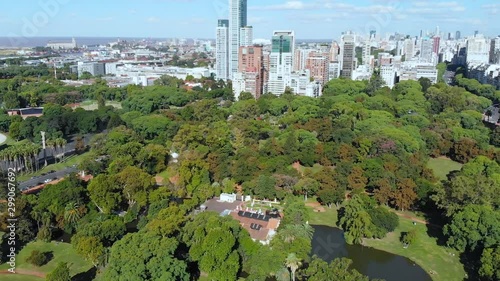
[0, 241, 92, 280]
[306, 201, 465, 281]
[305, 198, 338, 227]
[17, 152, 89, 182]
[363, 215, 465, 281]
[427, 157, 463, 181]
[79, 100, 122, 111]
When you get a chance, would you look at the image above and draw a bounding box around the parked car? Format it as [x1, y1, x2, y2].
[44, 179, 52, 183]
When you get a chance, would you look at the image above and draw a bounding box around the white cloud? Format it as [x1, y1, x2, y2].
[146, 17, 161, 23]
[251, 1, 316, 11]
[96, 17, 113, 22]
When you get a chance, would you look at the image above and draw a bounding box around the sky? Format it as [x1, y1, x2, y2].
[0, 0, 499, 40]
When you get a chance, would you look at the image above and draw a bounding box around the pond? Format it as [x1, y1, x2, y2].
[311, 225, 432, 281]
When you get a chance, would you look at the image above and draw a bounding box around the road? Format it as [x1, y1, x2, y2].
[18, 166, 78, 191]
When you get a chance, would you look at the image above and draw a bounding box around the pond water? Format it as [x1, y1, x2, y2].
[311, 225, 432, 281]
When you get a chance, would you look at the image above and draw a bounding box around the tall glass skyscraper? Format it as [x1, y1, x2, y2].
[216, 19, 230, 81]
[229, 0, 247, 80]
[268, 31, 295, 95]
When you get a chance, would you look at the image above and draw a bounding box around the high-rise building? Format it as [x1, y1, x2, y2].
[216, 19, 230, 81]
[362, 41, 372, 65]
[490, 37, 500, 64]
[293, 49, 313, 71]
[455, 31, 461, 40]
[268, 30, 295, 95]
[466, 34, 489, 65]
[240, 26, 253, 47]
[404, 38, 415, 59]
[474, 30, 479, 37]
[370, 30, 376, 40]
[329, 41, 340, 62]
[340, 32, 355, 79]
[433, 37, 441, 55]
[419, 37, 435, 64]
[380, 65, 396, 88]
[237, 45, 263, 98]
[229, 0, 247, 79]
[306, 52, 329, 85]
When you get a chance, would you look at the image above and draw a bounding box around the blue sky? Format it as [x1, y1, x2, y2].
[1, 0, 499, 39]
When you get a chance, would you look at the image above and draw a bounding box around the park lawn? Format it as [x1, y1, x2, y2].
[79, 100, 122, 111]
[17, 152, 89, 182]
[363, 215, 465, 281]
[288, 163, 324, 175]
[0, 241, 92, 278]
[305, 197, 338, 227]
[427, 157, 463, 181]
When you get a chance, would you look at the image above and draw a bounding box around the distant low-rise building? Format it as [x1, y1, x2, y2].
[47, 38, 77, 50]
[7, 107, 44, 119]
[77, 62, 105, 77]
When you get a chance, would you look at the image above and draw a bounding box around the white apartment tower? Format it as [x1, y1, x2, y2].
[229, 0, 247, 79]
[466, 34, 490, 65]
[268, 30, 295, 95]
[216, 19, 230, 81]
[240, 26, 253, 47]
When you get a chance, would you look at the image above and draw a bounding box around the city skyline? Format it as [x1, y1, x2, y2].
[1, 0, 499, 40]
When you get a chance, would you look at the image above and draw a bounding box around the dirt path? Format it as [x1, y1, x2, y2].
[394, 211, 442, 228]
[0, 269, 45, 278]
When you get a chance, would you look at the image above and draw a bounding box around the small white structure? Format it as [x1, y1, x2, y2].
[219, 193, 237, 203]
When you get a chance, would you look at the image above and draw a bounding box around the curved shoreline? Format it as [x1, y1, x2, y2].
[0, 133, 6, 145]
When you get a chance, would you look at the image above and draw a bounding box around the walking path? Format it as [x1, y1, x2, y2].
[394, 211, 442, 228]
[0, 269, 45, 278]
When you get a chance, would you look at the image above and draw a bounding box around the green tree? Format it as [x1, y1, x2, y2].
[479, 246, 500, 281]
[285, 253, 302, 281]
[46, 262, 71, 281]
[443, 205, 500, 252]
[25, 250, 48, 267]
[103, 232, 189, 281]
[338, 195, 373, 244]
[401, 229, 418, 246]
[72, 235, 105, 268]
[303, 257, 369, 281]
[294, 177, 319, 201]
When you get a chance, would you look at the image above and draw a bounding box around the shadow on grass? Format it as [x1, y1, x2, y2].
[459, 250, 481, 281]
[72, 266, 97, 281]
[422, 209, 448, 247]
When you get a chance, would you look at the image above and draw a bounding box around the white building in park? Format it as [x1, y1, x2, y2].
[219, 193, 237, 203]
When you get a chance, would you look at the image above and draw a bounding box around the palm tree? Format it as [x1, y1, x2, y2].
[280, 224, 314, 243]
[46, 139, 55, 164]
[64, 202, 82, 227]
[285, 253, 302, 281]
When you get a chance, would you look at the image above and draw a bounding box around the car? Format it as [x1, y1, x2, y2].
[49, 170, 56, 173]
[44, 179, 52, 183]
[40, 173, 46, 176]
[37, 182, 44, 186]
[31, 176, 36, 179]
